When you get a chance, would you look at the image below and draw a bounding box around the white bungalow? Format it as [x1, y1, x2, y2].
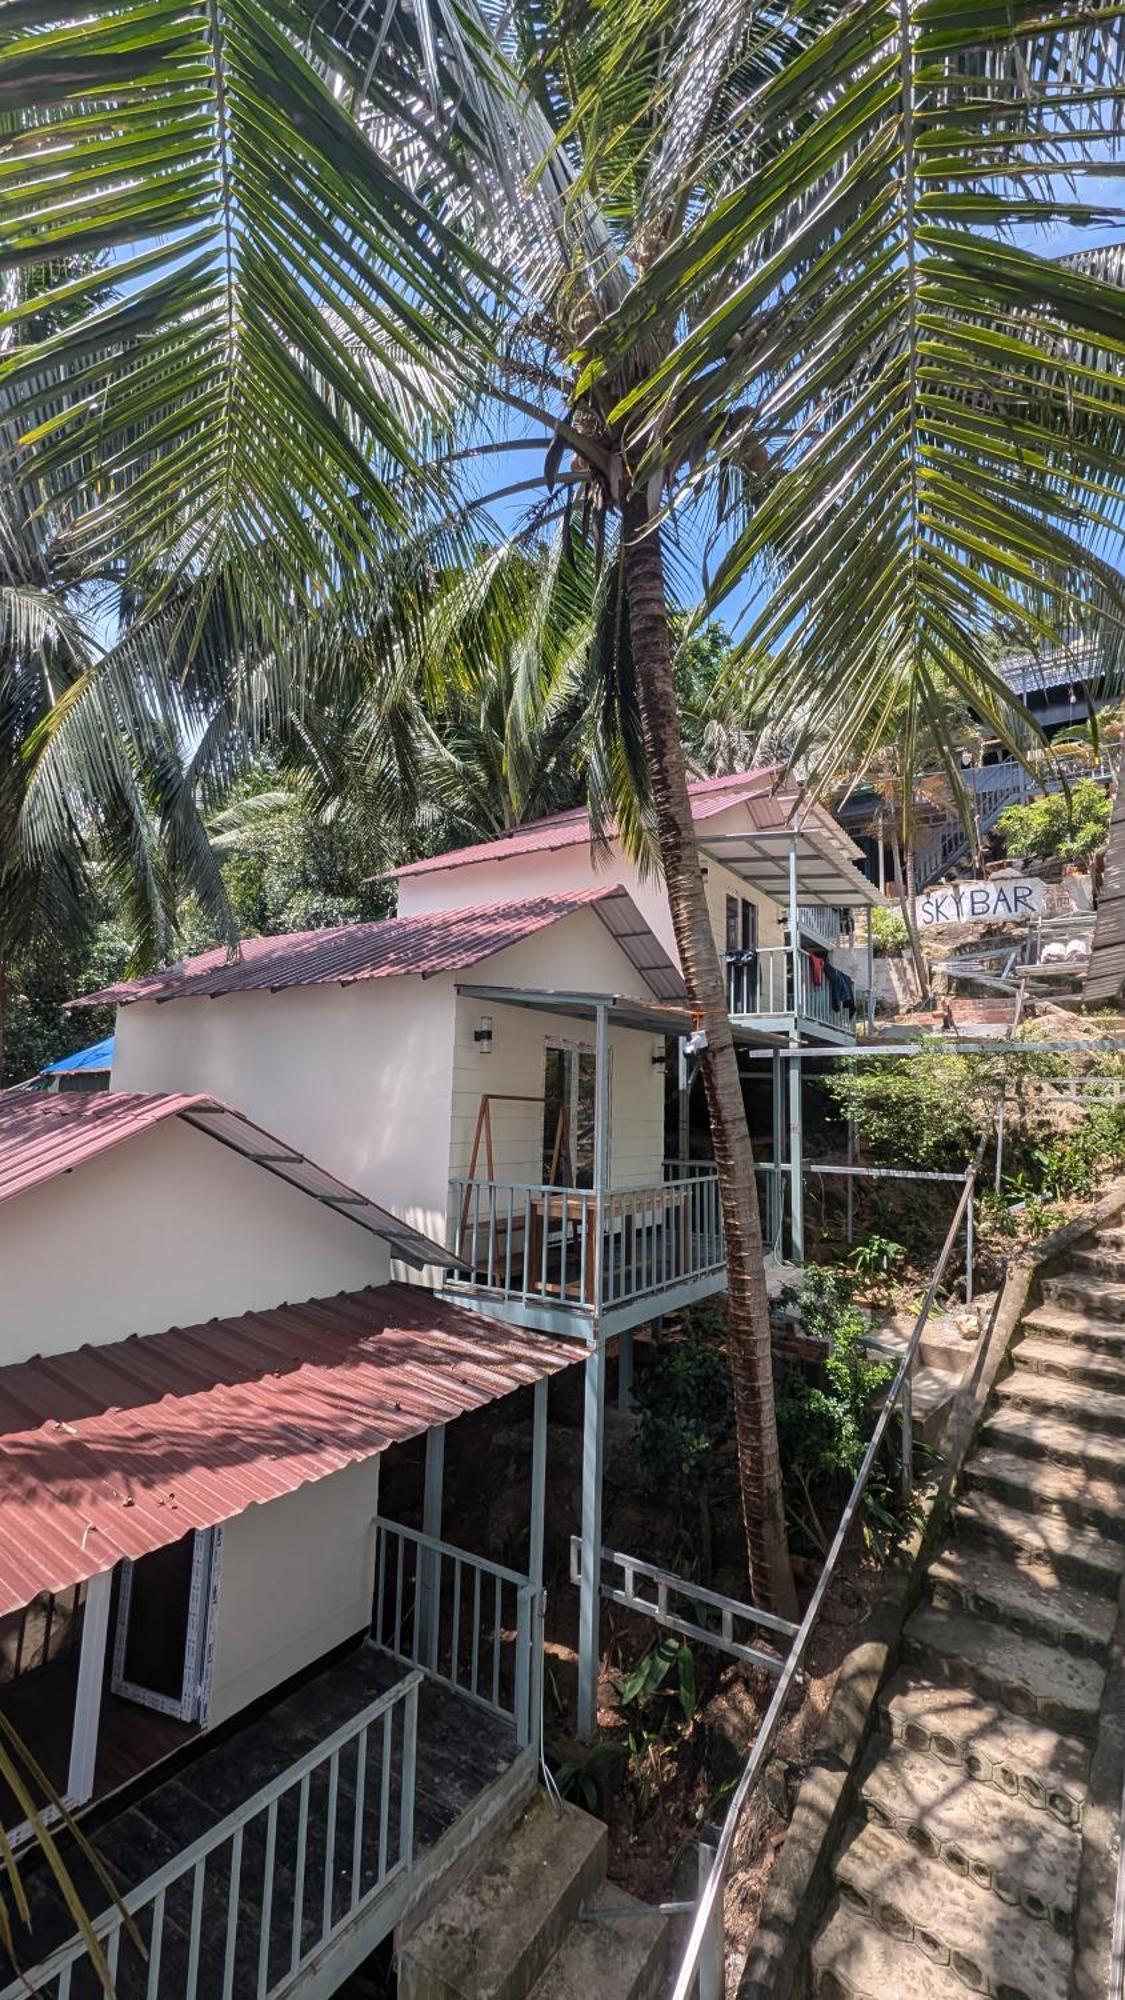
[0, 1088, 586, 1997]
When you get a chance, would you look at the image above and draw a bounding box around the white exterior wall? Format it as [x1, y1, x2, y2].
[112, 976, 459, 1250]
[205, 1458, 380, 1728]
[0, 1119, 389, 1362]
[392, 837, 786, 961]
[451, 994, 665, 1191]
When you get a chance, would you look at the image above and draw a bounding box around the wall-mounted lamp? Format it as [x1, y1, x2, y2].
[474, 1014, 494, 1054]
[651, 1040, 667, 1068]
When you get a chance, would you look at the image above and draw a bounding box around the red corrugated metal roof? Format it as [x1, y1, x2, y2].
[384, 767, 792, 878]
[71, 886, 679, 1009]
[0, 1092, 450, 1266]
[0, 1285, 583, 1614]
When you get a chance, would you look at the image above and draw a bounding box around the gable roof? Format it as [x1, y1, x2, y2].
[71, 885, 685, 1010]
[0, 1091, 449, 1267]
[383, 767, 793, 880]
[0, 1283, 584, 1615]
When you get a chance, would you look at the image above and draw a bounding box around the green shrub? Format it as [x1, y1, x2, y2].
[775, 1268, 896, 1556]
[994, 779, 1110, 864]
[870, 907, 910, 956]
[633, 1323, 733, 1505]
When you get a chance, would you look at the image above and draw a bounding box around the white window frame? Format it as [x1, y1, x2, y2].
[111, 1528, 221, 1724]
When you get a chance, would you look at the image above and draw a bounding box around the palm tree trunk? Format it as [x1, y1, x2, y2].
[621, 490, 797, 1620]
[889, 823, 928, 998]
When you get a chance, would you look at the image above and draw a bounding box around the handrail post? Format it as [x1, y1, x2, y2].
[965, 1186, 975, 1304]
[900, 1375, 913, 1504]
[400, 1675, 419, 1870]
[696, 1840, 724, 2000]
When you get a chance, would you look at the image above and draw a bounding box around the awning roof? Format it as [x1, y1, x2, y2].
[0, 1284, 584, 1616]
[42, 1037, 115, 1077]
[457, 983, 769, 1045]
[0, 1091, 450, 1269]
[696, 824, 885, 909]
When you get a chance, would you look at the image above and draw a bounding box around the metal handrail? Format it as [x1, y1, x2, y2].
[1110, 1769, 1125, 2000]
[2, 1670, 424, 1999]
[669, 1130, 989, 2000]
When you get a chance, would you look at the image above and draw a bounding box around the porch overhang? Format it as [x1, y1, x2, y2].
[0, 1284, 586, 1617]
[455, 983, 767, 1044]
[697, 825, 886, 909]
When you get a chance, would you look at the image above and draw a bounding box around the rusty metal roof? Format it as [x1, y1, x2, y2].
[0, 1091, 450, 1267]
[72, 885, 683, 1009]
[0, 1285, 584, 1615]
[384, 767, 791, 879]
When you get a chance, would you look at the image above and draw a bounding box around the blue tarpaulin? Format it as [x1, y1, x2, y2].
[42, 1036, 115, 1076]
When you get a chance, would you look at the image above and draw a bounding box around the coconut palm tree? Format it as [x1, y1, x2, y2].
[5, 0, 1125, 1610]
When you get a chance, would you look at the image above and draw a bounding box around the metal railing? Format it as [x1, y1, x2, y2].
[1111, 1770, 1125, 2000]
[669, 1133, 988, 2000]
[725, 947, 862, 1035]
[373, 1517, 536, 1745]
[447, 1171, 725, 1317]
[573, 1541, 799, 1676]
[1, 1672, 422, 2000]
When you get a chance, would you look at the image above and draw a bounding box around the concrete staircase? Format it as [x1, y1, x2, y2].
[809, 1232, 1125, 1999]
[398, 1790, 666, 2000]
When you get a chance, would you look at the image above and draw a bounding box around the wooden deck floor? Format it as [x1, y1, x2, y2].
[0, 1654, 196, 1827]
[1, 1643, 518, 1999]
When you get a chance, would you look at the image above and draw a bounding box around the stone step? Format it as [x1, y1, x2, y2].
[858, 1741, 1081, 1930]
[832, 1820, 1072, 2000]
[1072, 1244, 1125, 1279]
[901, 1604, 1104, 1738]
[811, 1900, 971, 2000]
[994, 1365, 1125, 1437]
[879, 1670, 1091, 1829]
[1022, 1300, 1125, 1353]
[398, 1792, 607, 2000]
[964, 1445, 1125, 1544]
[952, 1490, 1125, 1597]
[928, 1544, 1116, 1661]
[1012, 1333, 1125, 1395]
[527, 1888, 666, 2000]
[1041, 1272, 1125, 1323]
[980, 1404, 1124, 1479]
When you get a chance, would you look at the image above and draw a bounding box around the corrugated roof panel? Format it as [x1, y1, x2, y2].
[0, 1284, 584, 1615]
[384, 767, 788, 878]
[71, 887, 679, 1010]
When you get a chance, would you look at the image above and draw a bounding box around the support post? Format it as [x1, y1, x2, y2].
[577, 1346, 606, 1739]
[770, 1048, 784, 1253]
[865, 911, 876, 1034]
[67, 1568, 113, 1804]
[965, 1192, 975, 1305]
[418, 1424, 445, 1667]
[527, 1376, 548, 1747]
[696, 1839, 724, 2000]
[617, 1327, 634, 1410]
[845, 1114, 856, 1248]
[593, 1003, 610, 1314]
[787, 836, 801, 1026]
[788, 1048, 805, 1265]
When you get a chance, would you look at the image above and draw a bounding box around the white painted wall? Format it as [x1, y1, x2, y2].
[392, 834, 786, 959]
[451, 993, 665, 1190]
[0, 1118, 390, 1362]
[113, 975, 459, 1251]
[205, 1458, 380, 1728]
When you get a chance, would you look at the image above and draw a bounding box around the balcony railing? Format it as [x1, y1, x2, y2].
[446, 1171, 725, 1324]
[2, 1672, 421, 2000]
[725, 945, 861, 1034]
[373, 1517, 537, 1746]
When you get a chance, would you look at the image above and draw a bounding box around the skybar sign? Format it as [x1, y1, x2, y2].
[917, 879, 1048, 928]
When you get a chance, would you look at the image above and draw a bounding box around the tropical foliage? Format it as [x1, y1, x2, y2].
[994, 778, 1112, 864]
[5, 0, 1125, 1613]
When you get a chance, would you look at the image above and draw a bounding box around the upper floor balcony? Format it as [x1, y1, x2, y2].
[725, 943, 871, 1043]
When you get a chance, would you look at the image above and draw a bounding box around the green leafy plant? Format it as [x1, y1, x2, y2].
[776, 1270, 896, 1557]
[615, 1636, 699, 1724]
[632, 1321, 735, 1577]
[849, 1234, 907, 1293]
[551, 1740, 623, 1814]
[994, 780, 1111, 865]
[869, 908, 910, 957]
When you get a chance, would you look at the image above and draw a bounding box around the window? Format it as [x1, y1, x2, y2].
[725, 894, 757, 953]
[542, 1042, 601, 1187]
